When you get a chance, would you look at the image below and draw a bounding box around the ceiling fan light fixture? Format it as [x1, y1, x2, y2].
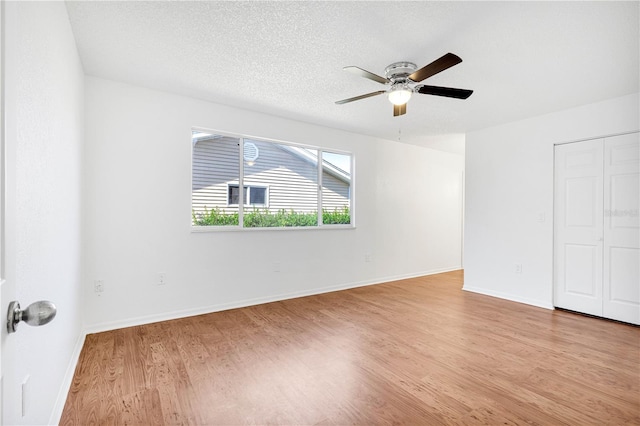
[388, 84, 412, 106]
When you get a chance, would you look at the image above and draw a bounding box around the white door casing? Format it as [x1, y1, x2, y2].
[554, 138, 604, 316]
[603, 133, 640, 324]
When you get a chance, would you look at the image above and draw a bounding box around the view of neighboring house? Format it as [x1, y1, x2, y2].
[192, 133, 351, 224]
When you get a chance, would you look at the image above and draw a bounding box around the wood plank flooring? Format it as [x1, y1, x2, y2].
[60, 271, 640, 425]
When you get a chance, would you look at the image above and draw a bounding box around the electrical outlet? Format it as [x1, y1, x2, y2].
[94, 280, 104, 293]
[515, 264, 523, 274]
[273, 262, 281, 272]
[158, 272, 167, 286]
[365, 254, 372, 263]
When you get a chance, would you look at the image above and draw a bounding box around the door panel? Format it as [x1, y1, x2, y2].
[564, 244, 598, 297]
[554, 139, 604, 316]
[565, 177, 597, 226]
[603, 133, 640, 324]
[609, 247, 639, 301]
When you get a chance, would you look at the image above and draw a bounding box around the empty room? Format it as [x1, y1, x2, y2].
[1, 1, 638, 425]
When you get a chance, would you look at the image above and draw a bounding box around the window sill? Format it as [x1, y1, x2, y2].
[191, 224, 356, 233]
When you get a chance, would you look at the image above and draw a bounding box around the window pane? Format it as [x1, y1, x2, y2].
[322, 152, 351, 225]
[228, 185, 237, 204]
[243, 139, 318, 228]
[249, 187, 266, 205]
[192, 132, 240, 226]
[228, 185, 246, 205]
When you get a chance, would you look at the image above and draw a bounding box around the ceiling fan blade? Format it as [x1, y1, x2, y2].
[408, 53, 462, 83]
[343, 66, 389, 85]
[335, 90, 386, 105]
[393, 103, 406, 117]
[416, 85, 473, 99]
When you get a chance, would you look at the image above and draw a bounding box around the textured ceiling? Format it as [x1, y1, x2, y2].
[65, 1, 639, 150]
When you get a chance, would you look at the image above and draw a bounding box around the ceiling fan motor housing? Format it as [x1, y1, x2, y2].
[384, 62, 417, 82]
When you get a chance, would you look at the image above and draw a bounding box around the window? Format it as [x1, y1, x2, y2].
[192, 132, 239, 226]
[321, 151, 352, 225]
[192, 129, 352, 229]
[228, 185, 268, 207]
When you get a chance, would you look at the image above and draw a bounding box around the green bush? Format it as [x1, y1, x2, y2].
[244, 208, 318, 227]
[193, 206, 350, 227]
[192, 207, 239, 226]
[322, 206, 351, 225]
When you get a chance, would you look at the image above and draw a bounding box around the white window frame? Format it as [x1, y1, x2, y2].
[191, 127, 354, 231]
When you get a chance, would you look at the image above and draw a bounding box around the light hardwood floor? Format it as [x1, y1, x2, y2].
[60, 270, 640, 425]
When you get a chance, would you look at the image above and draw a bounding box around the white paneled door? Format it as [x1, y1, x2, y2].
[554, 138, 604, 317]
[603, 133, 640, 324]
[554, 133, 640, 325]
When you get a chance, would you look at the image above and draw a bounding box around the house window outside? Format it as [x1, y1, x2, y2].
[228, 185, 268, 207]
[191, 129, 352, 229]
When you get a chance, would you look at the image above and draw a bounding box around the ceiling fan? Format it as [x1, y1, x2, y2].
[335, 52, 473, 117]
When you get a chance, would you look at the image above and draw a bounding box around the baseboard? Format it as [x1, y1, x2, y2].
[462, 285, 554, 310]
[84, 266, 462, 335]
[49, 330, 86, 425]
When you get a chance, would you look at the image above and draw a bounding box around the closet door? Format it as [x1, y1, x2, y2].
[554, 139, 604, 316]
[603, 133, 640, 324]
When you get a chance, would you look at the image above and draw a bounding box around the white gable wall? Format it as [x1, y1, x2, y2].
[464, 93, 640, 308]
[82, 77, 465, 331]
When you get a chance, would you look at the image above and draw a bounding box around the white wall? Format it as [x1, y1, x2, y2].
[2, 1, 84, 424]
[83, 77, 464, 331]
[407, 133, 466, 156]
[464, 93, 640, 308]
